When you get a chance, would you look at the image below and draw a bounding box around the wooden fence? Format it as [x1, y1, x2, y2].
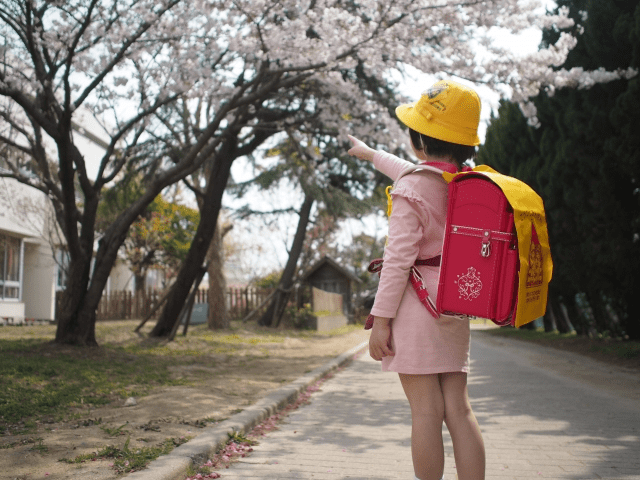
[190, 287, 273, 320]
[56, 287, 273, 322]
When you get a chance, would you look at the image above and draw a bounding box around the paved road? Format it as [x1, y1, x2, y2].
[218, 330, 640, 480]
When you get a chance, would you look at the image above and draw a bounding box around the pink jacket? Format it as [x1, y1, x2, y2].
[369, 151, 452, 319]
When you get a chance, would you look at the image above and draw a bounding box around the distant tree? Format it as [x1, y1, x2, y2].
[479, 0, 640, 339]
[330, 232, 385, 287]
[298, 210, 339, 274]
[252, 270, 284, 291]
[96, 181, 199, 292]
[147, 196, 200, 285]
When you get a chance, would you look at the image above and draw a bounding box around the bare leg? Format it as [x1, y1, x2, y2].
[440, 372, 485, 480]
[399, 373, 445, 480]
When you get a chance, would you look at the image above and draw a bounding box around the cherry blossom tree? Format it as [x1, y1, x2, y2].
[1, 0, 629, 344]
[0, 0, 200, 345]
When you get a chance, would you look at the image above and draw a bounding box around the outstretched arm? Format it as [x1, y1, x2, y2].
[347, 135, 414, 180]
[347, 135, 376, 162]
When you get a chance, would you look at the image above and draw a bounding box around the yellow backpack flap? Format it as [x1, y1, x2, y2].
[442, 165, 553, 327]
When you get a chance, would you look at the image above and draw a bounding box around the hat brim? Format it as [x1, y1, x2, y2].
[396, 103, 480, 147]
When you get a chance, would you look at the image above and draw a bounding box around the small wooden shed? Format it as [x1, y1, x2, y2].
[299, 255, 362, 317]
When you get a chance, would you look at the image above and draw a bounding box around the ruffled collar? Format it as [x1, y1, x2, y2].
[420, 161, 471, 174]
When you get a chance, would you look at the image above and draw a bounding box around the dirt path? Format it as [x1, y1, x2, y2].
[0, 322, 369, 480]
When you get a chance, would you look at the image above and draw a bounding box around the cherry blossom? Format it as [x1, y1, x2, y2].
[1, 0, 630, 345]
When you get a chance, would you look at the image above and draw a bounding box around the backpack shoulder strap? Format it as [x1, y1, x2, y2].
[385, 164, 446, 216]
[395, 163, 445, 183]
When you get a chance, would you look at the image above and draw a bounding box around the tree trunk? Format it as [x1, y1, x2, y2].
[567, 294, 596, 337]
[54, 221, 131, 345]
[549, 294, 572, 334]
[624, 302, 640, 340]
[54, 223, 145, 346]
[150, 147, 236, 338]
[177, 264, 208, 339]
[52, 133, 176, 346]
[542, 310, 555, 333]
[259, 194, 314, 327]
[207, 222, 233, 330]
[54, 138, 100, 346]
[623, 279, 640, 340]
[134, 272, 146, 293]
[585, 290, 607, 334]
[54, 251, 97, 346]
[563, 296, 584, 335]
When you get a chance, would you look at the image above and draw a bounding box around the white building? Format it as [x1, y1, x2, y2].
[0, 175, 59, 321]
[0, 174, 147, 323]
[0, 110, 135, 323]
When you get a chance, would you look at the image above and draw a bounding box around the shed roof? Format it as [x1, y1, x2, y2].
[301, 255, 362, 284]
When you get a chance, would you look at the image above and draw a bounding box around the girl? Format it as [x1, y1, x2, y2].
[347, 79, 486, 480]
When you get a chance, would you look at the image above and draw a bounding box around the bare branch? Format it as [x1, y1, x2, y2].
[93, 91, 181, 189]
[181, 177, 205, 203]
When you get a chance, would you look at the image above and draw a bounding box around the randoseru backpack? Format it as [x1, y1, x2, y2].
[367, 163, 552, 328]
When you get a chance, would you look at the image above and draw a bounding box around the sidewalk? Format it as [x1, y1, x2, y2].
[217, 330, 640, 480]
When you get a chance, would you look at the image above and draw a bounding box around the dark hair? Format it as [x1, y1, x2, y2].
[409, 129, 476, 168]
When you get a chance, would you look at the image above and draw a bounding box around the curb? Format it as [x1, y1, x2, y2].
[124, 340, 369, 480]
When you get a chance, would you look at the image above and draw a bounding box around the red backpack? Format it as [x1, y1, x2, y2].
[366, 164, 551, 328]
[437, 169, 518, 325]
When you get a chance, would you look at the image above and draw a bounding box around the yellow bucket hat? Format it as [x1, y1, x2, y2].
[395, 79, 481, 147]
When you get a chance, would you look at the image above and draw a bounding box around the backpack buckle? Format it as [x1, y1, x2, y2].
[481, 231, 491, 258]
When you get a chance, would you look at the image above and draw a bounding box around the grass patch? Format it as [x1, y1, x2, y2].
[106, 322, 362, 357]
[323, 324, 363, 336]
[481, 327, 640, 367]
[186, 463, 213, 477]
[59, 435, 191, 473]
[100, 422, 130, 437]
[180, 416, 225, 428]
[227, 431, 256, 445]
[0, 338, 188, 429]
[0, 437, 43, 449]
[29, 439, 48, 454]
[105, 324, 289, 357]
[588, 341, 640, 360]
[58, 451, 97, 464]
[76, 417, 103, 427]
[0, 319, 364, 432]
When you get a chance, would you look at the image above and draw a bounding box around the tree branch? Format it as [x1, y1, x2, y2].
[73, 0, 182, 110]
[94, 91, 182, 189]
[181, 177, 205, 203]
[64, 0, 100, 111]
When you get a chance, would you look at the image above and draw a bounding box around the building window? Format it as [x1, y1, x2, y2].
[0, 234, 23, 300]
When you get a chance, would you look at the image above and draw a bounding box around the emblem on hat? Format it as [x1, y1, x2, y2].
[423, 82, 448, 99]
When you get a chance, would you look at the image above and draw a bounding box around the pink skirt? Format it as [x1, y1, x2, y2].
[381, 266, 470, 374]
